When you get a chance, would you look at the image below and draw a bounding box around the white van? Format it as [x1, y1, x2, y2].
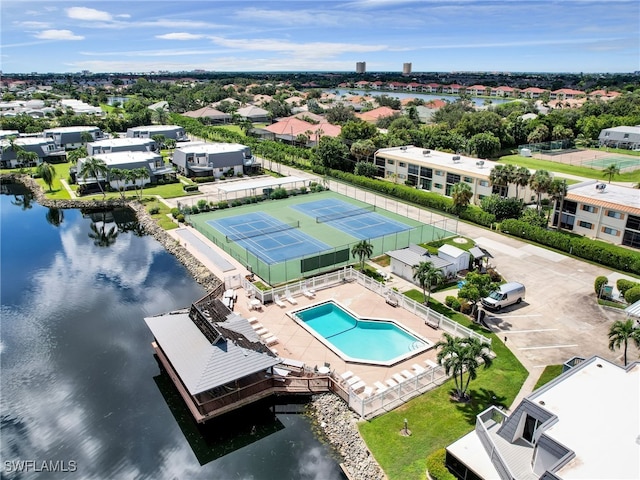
[481, 282, 525, 310]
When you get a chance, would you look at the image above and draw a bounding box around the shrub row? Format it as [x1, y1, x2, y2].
[500, 219, 640, 275]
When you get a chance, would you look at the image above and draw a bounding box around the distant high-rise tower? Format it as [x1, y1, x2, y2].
[403, 63, 412, 75]
[356, 62, 366, 74]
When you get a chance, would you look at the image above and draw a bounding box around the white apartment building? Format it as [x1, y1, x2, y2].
[553, 180, 640, 248]
[373, 146, 537, 204]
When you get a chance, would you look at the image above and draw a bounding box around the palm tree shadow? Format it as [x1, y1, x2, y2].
[453, 387, 509, 426]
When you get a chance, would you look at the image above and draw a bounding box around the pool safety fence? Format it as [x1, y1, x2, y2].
[225, 220, 300, 242]
[315, 205, 375, 223]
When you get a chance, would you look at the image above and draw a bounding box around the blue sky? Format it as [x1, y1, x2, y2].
[2, 0, 639, 74]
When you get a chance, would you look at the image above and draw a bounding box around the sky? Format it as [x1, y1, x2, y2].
[1, 0, 639, 74]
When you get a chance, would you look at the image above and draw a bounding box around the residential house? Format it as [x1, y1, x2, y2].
[126, 125, 188, 142]
[183, 106, 232, 124]
[521, 87, 548, 99]
[373, 146, 538, 203]
[598, 125, 640, 150]
[236, 105, 270, 123]
[467, 85, 489, 97]
[386, 244, 457, 281]
[87, 137, 157, 156]
[552, 180, 640, 249]
[446, 355, 640, 480]
[423, 83, 441, 93]
[550, 88, 585, 100]
[493, 86, 516, 98]
[172, 142, 254, 178]
[355, 106, 400, 124]
[43, 126, 105, 150]
[0, 136, 65, 168]
[262, 116, 341, 145]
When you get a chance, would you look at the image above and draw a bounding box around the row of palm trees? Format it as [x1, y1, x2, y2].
[77, 156, 148, 201]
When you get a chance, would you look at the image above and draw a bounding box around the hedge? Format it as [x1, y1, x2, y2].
[500, 219, 640, 275]
[425, 449, 456, 480]
[624, 286, 640, 304]
[617, 279, 639, 295]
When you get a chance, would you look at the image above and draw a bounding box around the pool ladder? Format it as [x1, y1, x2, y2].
[410, 340, 425, 351]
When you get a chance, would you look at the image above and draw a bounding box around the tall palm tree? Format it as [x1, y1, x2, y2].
[152, 134, 167, 150]
[80, 131, 94, 145]
[412, 261, 444, 306]
[547, 179, 567, 226]
[435, 333, 465, 398]
[351, 240, 373, 272]
[458, 337, 493, 399]
[514, 166, 531, 200]
[36, 162, 57, 192]
[602, 164, 620, 184]
[488, 164, 509, 197]
[79, 156, 109, 199]
[608, 319, 640, 366]
[530, 169, 552, 213]
[451, 182, 473, 214]
[502, 164, 516, 197]
[152, 107, 169, 125]
[67, 146, 87, 164]
[109, 167, 128, 203]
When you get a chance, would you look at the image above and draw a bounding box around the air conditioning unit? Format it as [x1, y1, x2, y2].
[423, 149, 431, 155]
[452, 155, 461, 162]
[476, 160, 485, 167]
[596, 183, 606, 192]
[400, 146, 407, 151]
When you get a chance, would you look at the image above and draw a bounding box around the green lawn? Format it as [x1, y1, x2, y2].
[359, 294, 528, 480]
[533, 365, 563, 390]
[500, 155, 640, 183]
[145, 200, 179, 230]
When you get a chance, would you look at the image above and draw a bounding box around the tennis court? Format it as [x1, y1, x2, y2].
[291, 198, 412, 239]
[188, 191, 456, 285]
[581, 156, 640, 169]
[208, 213, 330, 264]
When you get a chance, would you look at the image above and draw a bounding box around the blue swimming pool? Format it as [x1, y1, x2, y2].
[293, 301, 431, 365]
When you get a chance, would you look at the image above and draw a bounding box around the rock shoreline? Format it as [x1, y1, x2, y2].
[3, 173, 383, 477]
[309, 393, 385, 480]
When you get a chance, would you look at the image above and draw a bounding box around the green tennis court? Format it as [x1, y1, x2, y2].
[582, 156, 640, 169]
[188, 191, 455, 285]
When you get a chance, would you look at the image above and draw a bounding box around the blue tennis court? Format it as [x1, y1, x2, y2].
[292, 198, 412, 240]
[207, 213, 330, 264]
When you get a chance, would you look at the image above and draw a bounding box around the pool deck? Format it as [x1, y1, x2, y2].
[232, 281, 444, 392]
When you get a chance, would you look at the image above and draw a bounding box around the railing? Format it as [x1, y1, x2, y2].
[475, 406, 515, 480]
[243, 266, 491, 347]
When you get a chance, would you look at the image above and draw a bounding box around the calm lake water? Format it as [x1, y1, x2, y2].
[0, 183, 344, 480]
[330, 88, 510, 107]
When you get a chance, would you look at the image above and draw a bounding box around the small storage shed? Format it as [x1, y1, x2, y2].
[437, 244, 471, 274]
[387, 244, 455, 282]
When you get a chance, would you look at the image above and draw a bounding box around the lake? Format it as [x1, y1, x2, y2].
[0, 183, 344, 480]
[329, 88, 510, 107]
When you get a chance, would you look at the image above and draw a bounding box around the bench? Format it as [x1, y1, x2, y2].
[385, 297, 398, 307]
[425, 318, 439, 329]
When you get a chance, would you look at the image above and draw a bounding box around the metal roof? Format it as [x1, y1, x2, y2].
[625, 299, 640, 318]
[387, 244, 453, 269]
[144, 311, 280, 395]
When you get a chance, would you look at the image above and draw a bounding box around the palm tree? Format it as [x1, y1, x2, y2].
[450, 182, 473, 214]
[152, 134, 167, 151]
[16, 150, 39, 171]
[67, 146, 87, 164]
[128, 168, 149, 200]
[502, 164, 516, 196]
[152, 107, 169, 125]
[79, 156, 109, 199]
[351, 240, 373, 272]
[109, 167, 128, 203]
[547, 179, 567, 227]
[530, 169, 552, 213]
[435, 333, 465, 398]
[37, 162, 57, 192]
[602, 164, 620, 184]
[488, 164, 509, 197]
[80, 131, 94, 145]
[412, 261, 444, 306]
[608, 319, 640, 366]
[88, 212, 119, 248]
[514, 166, 531, 200]
[458, 337, 493, 399]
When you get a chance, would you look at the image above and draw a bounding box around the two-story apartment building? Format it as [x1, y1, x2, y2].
[125, 125, 188, 142]
[598, 126, 640, 150]
[373, 146, 537, 203]
[552, 181, 640, 248]
[446, 355, 639, 480]
[87, 137, 157, 156]
[43, 126, 105, 150]
[172, 142, 254, 178]
[0, 136, 66, 168]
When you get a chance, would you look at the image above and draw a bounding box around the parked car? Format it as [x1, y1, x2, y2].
[481, 282, 526, 310]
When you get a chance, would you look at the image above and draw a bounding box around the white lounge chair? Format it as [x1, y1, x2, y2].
[247, 317, 259, 324]
[274, 295, 287, 308]
[264, 335, 278, 346]
[284, 291, 297, 305]
[362, 386, 373, 397]
[351, 380, 366, 393]
[302, 289, 315, 298]
[255, 327, 268, 336]
[346, 375, 361, 386]
[385, 378, 398, 388]
[374, 381, 388, 393]
[392, 373, 405, 383]
[412, 363, 426, 374]
[340, 371, 354, 382]
[425, 359, 439, 368]
[401, 370, 414, 379]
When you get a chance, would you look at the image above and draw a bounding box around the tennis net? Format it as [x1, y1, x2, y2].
[316, 205, 375, 223]
[225, 221, 300, 242]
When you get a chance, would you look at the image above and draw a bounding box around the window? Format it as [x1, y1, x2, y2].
[398, 174, 406, 179]
[604, 132, 610, 137]
[623, 133, 629, 139]
[434, 183, 443, 189]
[579, 221, 593, 229]
[463, 176, 473, 183]
[446, 173, 461, 184]
[479, 180, 489, 187]
[582, 205, 597, 213]
[408, 174, 418, 185]
[626, 215, 640, 231]
[387, 159, 394, 165]
[375, 157, 385, 166]
[435, 170, 444, 176]
[607, 210, 623, 219]
[408, 164, 419, 175]
[420, 179, 432, 190]
[399, 162, 406, 168]
[603, 227, 619, 235]
[420, 166, 432, 178]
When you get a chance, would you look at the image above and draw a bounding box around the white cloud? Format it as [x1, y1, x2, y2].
[35, 29, 84, 41]
[14, 21, 51, 29]
[115, 14, 131, 19]
[236, 7, 342, 27]
[156, 32, 206, 41]
[209, 36, 388, 56]
[66, 6, 113, 22]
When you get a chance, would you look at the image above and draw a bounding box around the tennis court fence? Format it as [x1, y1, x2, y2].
[225, 221, 300, 242]
[316, 205, 375, 223]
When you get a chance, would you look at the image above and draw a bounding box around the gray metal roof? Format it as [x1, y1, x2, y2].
[625, 299, 640, 318]
[144, 312, 280, 395]
[387, 245, 452, 269]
